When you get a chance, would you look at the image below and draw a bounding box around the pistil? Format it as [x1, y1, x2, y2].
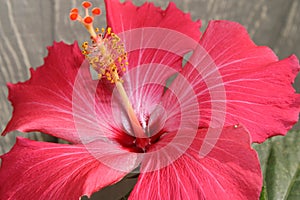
[70, 1, 147, 141]
[114, 76, 146, 139]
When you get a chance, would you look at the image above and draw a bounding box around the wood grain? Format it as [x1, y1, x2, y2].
[0, 0, 54, 154]
[0, 0, 299, 184]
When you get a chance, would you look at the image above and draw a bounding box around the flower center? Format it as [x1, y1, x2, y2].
[70, 1, 149, 150]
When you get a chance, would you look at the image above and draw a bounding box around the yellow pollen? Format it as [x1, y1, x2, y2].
[107, 27, 112, 35]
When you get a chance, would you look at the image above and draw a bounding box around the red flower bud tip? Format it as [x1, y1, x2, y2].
[70, 8, 79, 13]
[92, 7, 101, 16]
[82, 1, 92, 9]
[69, 12, 78, 21]
[69, 2, 103, 40]
[84, 16, 93, 24]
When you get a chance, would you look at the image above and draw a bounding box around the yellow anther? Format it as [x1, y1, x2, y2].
[100, 68, 105, 75]
[93, 56, 99, 62]
[75, 17, 128, 84]
[117, 49, 122, 54]
[100, 47, 105, 55]
[112, 43, 117, 49]
[99, 61, 105, 67]
[108, 58, 114, 64]
[82, 42, 88, 49]
[107, 27, 112, 35]
[114, 36, 120, 42]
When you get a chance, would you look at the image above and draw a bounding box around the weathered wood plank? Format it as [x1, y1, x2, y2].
[273, 0, 300, 128]
[0, 0, 53, 154]
[185, 0, 296, 53]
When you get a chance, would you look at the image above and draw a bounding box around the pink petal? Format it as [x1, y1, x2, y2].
[72, 62, 128, 142]
[114, 24, 205, 136]
[98, 1, 204, 132]
[129, 126, 262, 200]
[178, 20, 300, 142]
[105, 0, 201, 72]
[223, 55, 300, 142]
[120, 64, 181, 135]
[0, 137, 138, 200]
[113, 29, 203, 136]
[2, 42, 120, 143]
[2, 42, 85, 143]
[105, 0, 201, 39]
[118, 62, 201, 141]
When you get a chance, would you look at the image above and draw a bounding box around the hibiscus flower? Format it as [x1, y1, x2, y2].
[0, 0, 299, 199]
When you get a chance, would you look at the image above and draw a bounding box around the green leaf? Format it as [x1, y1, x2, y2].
[253, 131, 300, 200]
[259, 186, 268, 200]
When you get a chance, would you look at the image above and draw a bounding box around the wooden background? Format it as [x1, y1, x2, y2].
[0, 0, 299, 199]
